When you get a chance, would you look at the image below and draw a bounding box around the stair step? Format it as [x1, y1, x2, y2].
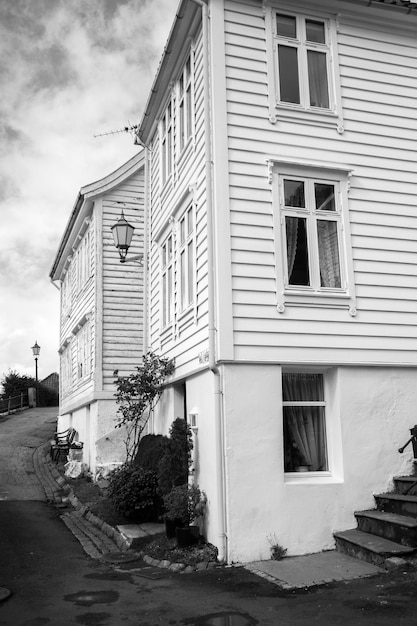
[334, 528, 416, 566]
[394, 475, 417, 495]
[375, 492, 417, 517]
[355, 509, 417, 547]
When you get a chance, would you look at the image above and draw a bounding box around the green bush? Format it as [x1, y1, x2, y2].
[157, 418, 193, 496]
[107, 464, 162, 522]
[133, 434, 170, 473]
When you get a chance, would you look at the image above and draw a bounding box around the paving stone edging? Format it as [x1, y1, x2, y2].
[34, 441, 220, 572]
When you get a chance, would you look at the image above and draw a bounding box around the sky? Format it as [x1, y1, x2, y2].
[0, 0, 177, 385]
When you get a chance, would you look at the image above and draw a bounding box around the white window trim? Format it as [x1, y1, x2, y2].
[269, 158, 356, 316]
[156, 188, 198, 344]
[159, 46, 195, 191]
[264, 2, 344, 133]
[283, 367, 344, 484]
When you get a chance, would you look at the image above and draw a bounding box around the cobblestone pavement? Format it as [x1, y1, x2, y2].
[0, 407, 124, 560]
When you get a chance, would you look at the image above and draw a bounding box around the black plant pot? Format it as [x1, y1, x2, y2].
[175, 526, 199, 548]
[165, 518, 183, 539]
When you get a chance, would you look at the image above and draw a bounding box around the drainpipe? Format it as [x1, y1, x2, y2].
[143, 146, 150, 355]
[190, 0, 228, 564]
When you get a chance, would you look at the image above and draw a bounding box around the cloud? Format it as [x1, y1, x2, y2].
[0, 0, 177, 381]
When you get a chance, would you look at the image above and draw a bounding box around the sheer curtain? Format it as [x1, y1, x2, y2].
[283, 373, 327, 471]
[317, 221, 341, 288]
[285, 217, 299, 281]
[307, 51, 329, 109]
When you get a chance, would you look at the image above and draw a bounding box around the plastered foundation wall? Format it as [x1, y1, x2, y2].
[223, 364, 417, 563]
[183, 372, 219, 547]
[94, 399, 128, 477]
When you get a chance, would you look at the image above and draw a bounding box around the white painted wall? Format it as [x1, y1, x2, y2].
[223, 363, 416, 563]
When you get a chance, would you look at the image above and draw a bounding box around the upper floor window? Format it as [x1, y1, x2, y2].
[161, 234, 174, 327]
[159, 201, 197, 334]
[61, 268, 72, 316]
[282, 176, 342, 290]
[76, 229, 92, 293]
[266, 7, 343, 132]
[160, 49, 195, 186]
[76, 322, 91, 380]
[179, 205, 195, 312]
[271, 161, 356, 316]
[275, 14, 330, 110]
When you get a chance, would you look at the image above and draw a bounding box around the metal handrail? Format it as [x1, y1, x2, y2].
[398, 425, 417, 456]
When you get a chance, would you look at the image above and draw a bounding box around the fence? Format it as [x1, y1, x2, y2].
[0, 391, 29, 415]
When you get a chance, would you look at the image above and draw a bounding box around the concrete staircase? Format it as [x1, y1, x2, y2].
[334, 475, 417, 566]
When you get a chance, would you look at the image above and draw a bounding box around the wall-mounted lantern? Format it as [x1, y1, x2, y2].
[111, 211, 143, 265]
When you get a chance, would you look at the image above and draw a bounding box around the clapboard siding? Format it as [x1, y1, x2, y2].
[148, 28, 210, 377]
[101, 166, 145, 385]
[223, 0, 417, 365]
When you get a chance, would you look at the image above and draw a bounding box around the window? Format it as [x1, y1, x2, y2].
[61, 268, 72, 316]
[161, 234, 174, 327]
[61, 345, 72, 396]
[179, 205, 195, 312]
[161, 101, 174, 184]
[275, 13, 330, 110]
[283, 373, 328, 472]
[76, 229, 91, 293]
[282, 176, 342, 291]
[160, 50, 194, 186]
[178, 56, 193, 154]
[76, 322, 91, 380]
[265, 7, 343, 131]
[159, 201, 197, 333]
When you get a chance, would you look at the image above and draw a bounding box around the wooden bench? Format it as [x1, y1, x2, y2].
[50, 427, 77, 463]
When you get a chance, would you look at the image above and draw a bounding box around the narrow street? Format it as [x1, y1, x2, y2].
[1, 408, 417, 625]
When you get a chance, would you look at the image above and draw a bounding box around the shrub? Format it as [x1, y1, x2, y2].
[163, 484, 206, 525]
[133, 434, 170, 473]
[157, 418, 193, 496]
[107, 464, 162, 522]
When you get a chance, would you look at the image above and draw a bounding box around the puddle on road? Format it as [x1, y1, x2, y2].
[185, 613, 257, 626]
[64, 590, 118, 607]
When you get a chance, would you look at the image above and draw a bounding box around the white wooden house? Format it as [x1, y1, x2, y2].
[50, 152, 145, 476]
[129, 0, 417, 564]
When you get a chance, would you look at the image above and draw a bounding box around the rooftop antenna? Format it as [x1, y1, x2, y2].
[93, 123, 138, 139]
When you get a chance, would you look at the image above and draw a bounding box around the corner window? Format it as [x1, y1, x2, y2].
[283, 373, 328, 472]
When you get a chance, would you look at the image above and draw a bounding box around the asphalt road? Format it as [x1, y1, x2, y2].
[1, 408, 417, 625]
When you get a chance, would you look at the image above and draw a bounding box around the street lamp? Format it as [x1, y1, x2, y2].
[31, 341, 41, 383]
[111, 211, 143, 264]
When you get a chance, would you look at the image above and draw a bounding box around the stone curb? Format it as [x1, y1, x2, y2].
[34, 440, 222, 572]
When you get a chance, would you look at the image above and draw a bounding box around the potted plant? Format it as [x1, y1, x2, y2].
[163, 483, 206, 546]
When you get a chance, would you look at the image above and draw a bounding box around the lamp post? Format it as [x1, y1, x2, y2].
[111, 211, 143, 264]
[31, 341, 41, 383]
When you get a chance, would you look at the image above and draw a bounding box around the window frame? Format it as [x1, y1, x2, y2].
[265, 5, 344, 133]
[282, 371, 328, 474]
[161, 231, 174, 329]
[159, 48, 195, 188]
[270, 159, 356, 316]
[76, 321, 92, 382]
[178, 204, 196, 315]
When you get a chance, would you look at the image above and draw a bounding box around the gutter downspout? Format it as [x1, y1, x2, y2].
[190, 0, 228, 564]
[143, 146, 150, 355]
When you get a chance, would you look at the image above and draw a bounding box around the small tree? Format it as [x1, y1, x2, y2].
[113, 351, 175, 463]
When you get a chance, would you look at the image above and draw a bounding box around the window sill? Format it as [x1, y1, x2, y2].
[284, 471, 343, 485]
[270, 105, 344, 134]
[278, 291, 356, 316]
